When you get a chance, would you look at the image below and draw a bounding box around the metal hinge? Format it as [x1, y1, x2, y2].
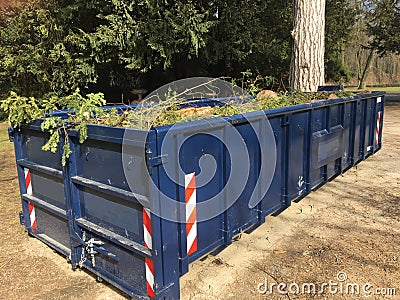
[8, 127, 15, 142]
[19, 211, 24, 225]
[281, 115, 290, 127]
[147, 154, 168, 168]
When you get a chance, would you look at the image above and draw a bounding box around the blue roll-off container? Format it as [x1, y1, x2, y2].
[9, 92, 385, 299]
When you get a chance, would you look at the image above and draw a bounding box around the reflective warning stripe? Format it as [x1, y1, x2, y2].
[28, 202, 36, 231]
[185, 173, 197, 256]
[24, 168, 36, 231]
[24, 168, 32, 195]
[143, 207, 152, 250]
[143, 207, 154, 298]
[376, 111, 382, 146]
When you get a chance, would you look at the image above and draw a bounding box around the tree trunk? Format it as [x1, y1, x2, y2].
[290, 0, 325, 92]
[357, 48, 374, 90]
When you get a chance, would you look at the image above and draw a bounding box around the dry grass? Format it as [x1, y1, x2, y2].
[345, 86, 400, 93]
[0, 122, 12, 152]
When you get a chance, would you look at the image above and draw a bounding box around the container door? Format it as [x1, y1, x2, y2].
[67, 126, 176, 299]
[14, 127, 71, 256]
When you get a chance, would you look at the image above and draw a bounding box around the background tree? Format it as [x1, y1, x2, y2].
[89, 0, 293, 95]
[343, 0, 386, 89]
[0, 0, 376, 103]
[203, 0, 292, 81]
[368, 0, 400, 55]
[347, 0, 375, 89]
[0, 0, 106, 98]
[324, 0, 357, 83]
[339, 0, 400, 89]
[87, 0, 215, 95]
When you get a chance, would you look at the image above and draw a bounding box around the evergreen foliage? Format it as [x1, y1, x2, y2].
[367, 0, 400, 56]
[0, 0, 358, 100]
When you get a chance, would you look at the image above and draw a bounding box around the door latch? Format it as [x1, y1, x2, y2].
[78, 231, 119, 268]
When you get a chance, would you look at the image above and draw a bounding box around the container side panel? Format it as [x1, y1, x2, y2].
[80, 232, 148, 297]
[342, 102, 352, 170]
[24, 129, 62, 170]
[78, 139, 149, 197]
[309, 108, 327, 188]
[325, 105, 341, 180]
[374, 96, 384, 151]
[35, 207, 70, 250]
[225, 122, 260, 235]
[79, 187, 142, 240]
[30, 172, 66, 210]
[287, 112, 308, 200]
[175, 132, 225, 260]
[363, 98, 374, 157]
[260, 117, 285, 214]
[353, 100, 363, 164]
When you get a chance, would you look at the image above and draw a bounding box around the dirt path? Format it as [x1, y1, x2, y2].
[0, 101, 399, 299]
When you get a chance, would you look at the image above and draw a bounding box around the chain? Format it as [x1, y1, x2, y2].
[78, 231, 104, 268]
[78, 231, 87, 268]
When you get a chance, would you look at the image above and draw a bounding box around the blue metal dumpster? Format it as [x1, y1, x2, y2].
[10, 92, 385, 299]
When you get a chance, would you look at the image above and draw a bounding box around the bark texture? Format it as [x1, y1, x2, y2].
[357, 48, 374, 90]
[290, 0, 325, 92]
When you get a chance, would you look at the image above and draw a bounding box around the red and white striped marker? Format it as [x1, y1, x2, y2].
[185, 172, 197, 256]
[24, 168, 36, 231]
[375, 111, 382, 146]
[142, 207, 154, 298]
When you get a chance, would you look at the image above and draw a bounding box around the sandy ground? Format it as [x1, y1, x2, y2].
[0, 101, 399, 299]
